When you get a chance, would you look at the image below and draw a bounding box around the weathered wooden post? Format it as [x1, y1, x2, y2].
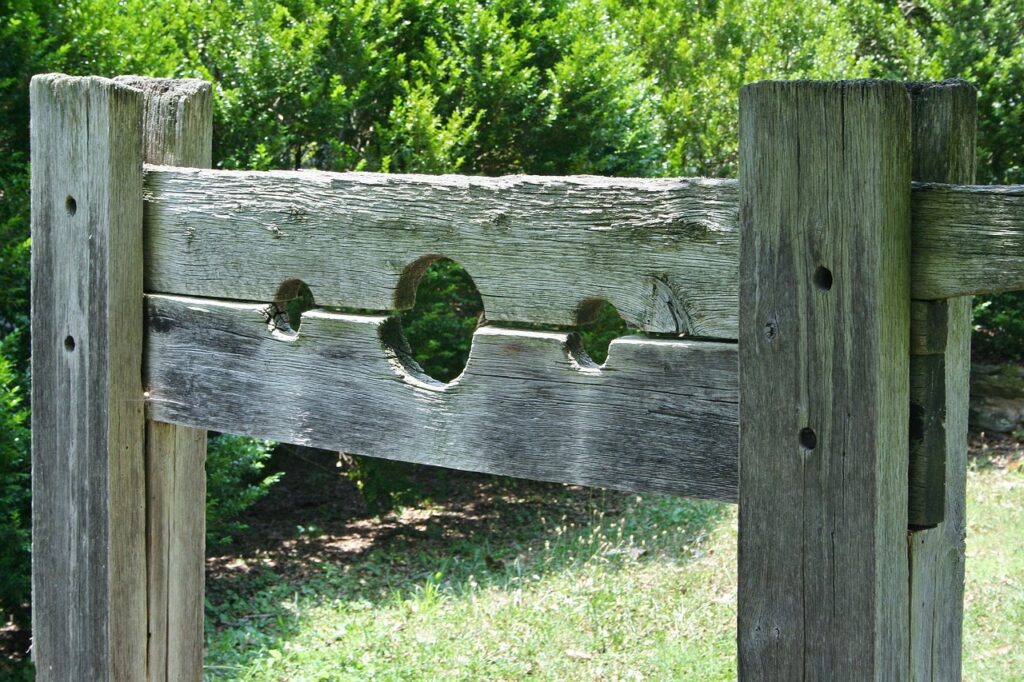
[737, 81, 913, 679]
[31, 74, 211, 682]
[906, 80, 976, 680]
[116, 76, 212, 682]
[31, 75, 147, 680]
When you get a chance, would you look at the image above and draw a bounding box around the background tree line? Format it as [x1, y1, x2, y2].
[2, 0, 1022, 629]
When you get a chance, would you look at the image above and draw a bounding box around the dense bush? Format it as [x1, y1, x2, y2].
[205, 435, 280, 546]
[0, 335, 30, 627]
[973, 293, 1024, 363]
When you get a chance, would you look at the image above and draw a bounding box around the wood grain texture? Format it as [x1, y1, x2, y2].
[142, 166, 1024, 336]
[30, 74, 146, 681]
[737, 80, 912, 681]
[126, 76, 211, 682]
[911, 182, 1024, 299]
[145, 422, 206, 682]
[142, 168, 741, 337]
[143, 294, 739, 501]
[906, 79, 975, 681]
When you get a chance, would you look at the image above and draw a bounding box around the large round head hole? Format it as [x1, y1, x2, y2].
[575, 299, 631, 365]
[268, 280, 315, 339]
[397, 258, 483, 384]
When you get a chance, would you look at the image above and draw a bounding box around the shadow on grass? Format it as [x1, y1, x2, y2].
[203, 447, 732, 678]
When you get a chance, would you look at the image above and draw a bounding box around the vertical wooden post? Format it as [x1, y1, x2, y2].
[31, 75, 146, 680]
[906, 80, 976, 680]
[737, 81, 912, 679]
[115, 76, 213, 682]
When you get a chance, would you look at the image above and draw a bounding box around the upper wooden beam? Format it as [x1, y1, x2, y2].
[142, 167, 1023, 342]
[143, 167, 741, 337]
[911, 183, 1024, 299]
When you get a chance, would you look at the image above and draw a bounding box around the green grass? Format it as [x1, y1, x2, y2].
[204, 484, 737, 681]
[2, 451, 1017, 680]
[197, 453, 1021, 680]
[963, 452, 1024, 680]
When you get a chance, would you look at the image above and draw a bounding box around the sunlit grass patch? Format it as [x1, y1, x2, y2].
[204, 485, 736, 681]
[204, 447, 1023, 681]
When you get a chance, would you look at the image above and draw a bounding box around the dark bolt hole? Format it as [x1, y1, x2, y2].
[64, 335, 76, 352]
[65, 195, 77, 216]
[799, 427, 817, 450]
[813, 266, 833, 291]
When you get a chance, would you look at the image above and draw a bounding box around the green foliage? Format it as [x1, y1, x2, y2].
[578, 301, 633, 365]
[344, 456, 447, 517]
[0, 333, 30, 628]
[401, 259, 484, 384]
[205, 435, 282, 546]
[973, 293, 1024, 363]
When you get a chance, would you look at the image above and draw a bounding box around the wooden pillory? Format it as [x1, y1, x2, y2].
[29, 74, 1024, 680]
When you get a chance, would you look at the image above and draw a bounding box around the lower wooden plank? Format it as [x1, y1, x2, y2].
[144, 294, 739, 501]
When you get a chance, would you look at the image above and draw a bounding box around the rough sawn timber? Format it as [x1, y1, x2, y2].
[906, 79, 975, 681]
[30, 74, 146, 681]
[143, 294, 739, 501]
[910, 183, 1024, 299]
[118, 75, 211, 682]
[143, 168, 741, 337]
[737, 80, 912, 680]
[143, 167, 1024, 343]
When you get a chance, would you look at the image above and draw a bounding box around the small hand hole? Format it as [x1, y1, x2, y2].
[64, 335, 76, 352]
[813, 266, 833, 291]
[65, 196, 77, 216]
[574, 299, 635, 366]
[799, 427, 817, 450]
[267, 280, 315, 340]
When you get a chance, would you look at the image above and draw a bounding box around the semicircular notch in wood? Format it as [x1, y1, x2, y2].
[144, 294, 739, 501]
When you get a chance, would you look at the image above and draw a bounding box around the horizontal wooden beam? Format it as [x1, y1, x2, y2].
[911, 183, 1024, 299]
[144, 294, 739, 501]
[143, 167, 741, 337]
[143, 168, 1024, 342]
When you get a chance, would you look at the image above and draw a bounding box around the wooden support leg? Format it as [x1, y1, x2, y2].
[31, 75, 147, 681]
[115, 76, 213, 682]
[737, 81, 912, 680]
[906, 80, 977, 681]
[144, 422, 206, 681]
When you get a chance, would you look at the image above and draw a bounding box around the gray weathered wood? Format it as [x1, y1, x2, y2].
[911, 182, 1024, 299]
[145, 422, 206, 682]
[142, 166, 1024, 338]
[144, 294, 739, 501]
[30, 74, 146, 681]
[122, 76, 212, 682]
[737, 80, 912, 680]
[142, 168, 741, 336]
[906, 79, 975, 681]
